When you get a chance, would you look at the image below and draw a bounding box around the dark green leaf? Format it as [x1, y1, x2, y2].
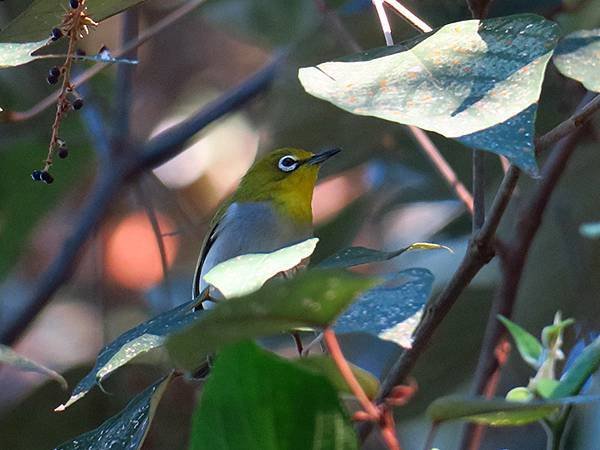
[189, 342, 357, 450]
[296, 355, 380, 399]
[56, 301, 202, 411]
[551, 336, 600, 398]
[167, 270, 379, 370]
[498, 315, 543, 368]
[55, 373, 172, 450]
[335, 269, 433, 348]
[553, 29, 600, 93]
[318, 242, 451, 269]
[0, 344, 67, 389]
[203, 238, 319, 298]
[0, 0, 148, 68]
[299, 14, 561, 176]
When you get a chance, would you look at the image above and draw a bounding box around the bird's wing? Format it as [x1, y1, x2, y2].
[191, 202, 229, 301]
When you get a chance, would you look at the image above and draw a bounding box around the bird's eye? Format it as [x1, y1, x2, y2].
[278, 155, 299, 172]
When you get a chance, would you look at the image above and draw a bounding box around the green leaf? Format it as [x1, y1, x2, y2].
[551, 336, 600, 398]
[56, 301, 201, 411]
[427, 396, 559, 426]
[0, 344, 67, 389]
[498, 315, 543, 368]
[167, 270, 379, 370]
[299, 14, 561, 176]
[203, 238, 319, 298]
[55, 373, 172, 450]
[553, 29, 600, 93]
[335, 268, 433, 348]
[189, 342, 357, 450]
[427, 395, 600, 426]
[541, 317, 575, 348]
[296, 355, 380, 399]
[317, 242, 451, 269]
[535, 379, 560, 399]
[0, 0, 148, 68]
[580, 221, 600, 239]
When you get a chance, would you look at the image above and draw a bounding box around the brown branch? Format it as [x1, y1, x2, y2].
[1, 0, 208, 124]
[359, 91, 600, 443]
[460, 92, 598, 450]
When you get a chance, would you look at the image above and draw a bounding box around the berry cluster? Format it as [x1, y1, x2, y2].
[32, 0, 96, 185]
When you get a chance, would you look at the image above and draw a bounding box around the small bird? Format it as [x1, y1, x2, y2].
[192, 147, 340, 308]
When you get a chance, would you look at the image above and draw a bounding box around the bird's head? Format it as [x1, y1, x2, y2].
[233, 147, 340, 224]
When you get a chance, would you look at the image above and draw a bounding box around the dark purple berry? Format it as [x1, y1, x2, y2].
[69, 0, 79, 8]
[50, 28, 63, 41]
[47, 74, 58, 85]
[49, 66, 60, 78]
[40, 171, 54, 184]
[31, 170, 43, 181]
[75, 49, 86, 57]
[58, 147, 69, 159]
[72, 98, 84, 110]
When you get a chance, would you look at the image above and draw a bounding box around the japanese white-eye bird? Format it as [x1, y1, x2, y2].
[192, 147, 341, 308]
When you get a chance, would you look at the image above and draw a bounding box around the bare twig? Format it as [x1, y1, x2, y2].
[408, 126, 474, 215]
[472, 150, 485, 232]
[135, 182, 172, 301]
[1, 0, 208, 123]
[384, 0, 433, 33]
[372, 0, 394, 46]
[0, 57, 281, 345]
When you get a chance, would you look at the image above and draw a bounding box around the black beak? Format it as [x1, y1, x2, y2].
[306, 147, 341, 165]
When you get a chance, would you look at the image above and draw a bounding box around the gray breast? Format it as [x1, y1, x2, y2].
[199, 202, 312, 294]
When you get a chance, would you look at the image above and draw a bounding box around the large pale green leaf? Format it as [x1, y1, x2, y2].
[203, 238, 319, 298]
[498, 315, 543, 369]
[0, 344, 67, 389]
[56, 301, 202, 411]
[299, 14, 561, 176]
[553, 29, 600, 93]
[189, 342, 357, 450]
[334, 268, 433, 348]
[55, 373, 172, 450]
[551, 336, 600, 398]
[317, 242, 451, 269]
[167, 270, 379, 370]
[296, 355, 380, 399]
[0, 0, 148, 68]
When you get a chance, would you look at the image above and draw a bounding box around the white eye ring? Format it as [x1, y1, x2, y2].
[278, 155, 299, 172]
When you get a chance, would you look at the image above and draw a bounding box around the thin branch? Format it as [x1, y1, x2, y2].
[472, 150, 485, 232]
[384, 0, 433, 33]
[0, 57, 281, 345]
[323, 329, 380, 419]
[2, 0, 208, 123]
[111, 8, 139, 155]
[372, 0, 394, 46]
[409, 126, 474, 215]
[135, 181, 172, 301]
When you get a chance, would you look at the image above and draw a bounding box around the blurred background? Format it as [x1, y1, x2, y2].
[0, 0, 599, 449]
